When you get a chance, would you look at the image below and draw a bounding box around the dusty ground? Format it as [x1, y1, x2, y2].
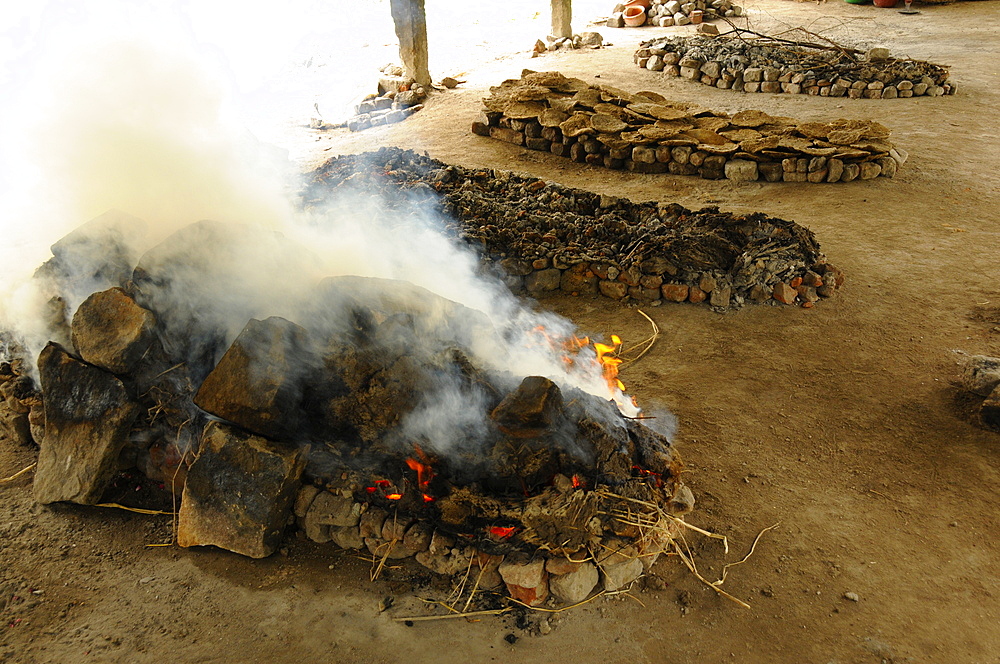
[3, 1, 1000, 662]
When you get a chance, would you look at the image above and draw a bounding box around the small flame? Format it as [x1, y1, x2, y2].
[488, 526, 517, 539]
[406, 445, 435, 503]
[530, 326, 639, 417]
[571, 475, 584, 489]
[385, 493, 403, 500]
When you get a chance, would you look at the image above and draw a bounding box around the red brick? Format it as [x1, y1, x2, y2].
[772, 282, 797, 304]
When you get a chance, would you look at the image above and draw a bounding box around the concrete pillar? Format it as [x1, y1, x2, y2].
[551, 0, 572, 39]
[389, 0, 431, 87]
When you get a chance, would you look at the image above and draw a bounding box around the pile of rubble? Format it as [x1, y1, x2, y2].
[329, 64, 427, 133]
[532, 31, 605, 55]
[307, 147, 844, 309]
[637, 34, 954, 98]
[607, 0, 743, 28]
[473, 69, 905, 184]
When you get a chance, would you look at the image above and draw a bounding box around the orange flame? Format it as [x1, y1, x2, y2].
[406, 445, 435, 503]
[385, 493, 403, 500]
[528, 326, 639, 416]
[571, 475, 584, 489]
[593, 334, 625, 393]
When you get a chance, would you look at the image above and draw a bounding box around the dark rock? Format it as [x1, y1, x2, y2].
[177, 421, 306, 558]
[71, 287, 157, 375]
[194, 317, 317, 441]
[33, 343, 140, 505]
[491, 376, 563, 437]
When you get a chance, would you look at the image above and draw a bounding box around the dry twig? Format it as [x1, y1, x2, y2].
[715, 522, 781, 586]
[0, 462, 36, 484]
[95, 503, 174, 516]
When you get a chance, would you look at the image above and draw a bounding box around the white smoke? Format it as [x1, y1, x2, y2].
[0, 2, 644, 437]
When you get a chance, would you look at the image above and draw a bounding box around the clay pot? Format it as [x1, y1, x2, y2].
[873, 0, 897, 6]
[623, 5, 648, 26]
[690, 9, 704, 23]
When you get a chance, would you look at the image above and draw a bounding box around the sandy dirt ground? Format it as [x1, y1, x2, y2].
[2, 1, 1000, 662]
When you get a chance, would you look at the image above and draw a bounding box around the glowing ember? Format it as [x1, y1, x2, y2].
[632, 465, 664, 488]
[488, 526, 517, 539]
[385, 493, 403, 500]
[571, 475, 585, 489]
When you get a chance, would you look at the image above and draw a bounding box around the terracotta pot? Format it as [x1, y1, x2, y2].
[873, 0, 898, 6]
[623, 5, 648, 26]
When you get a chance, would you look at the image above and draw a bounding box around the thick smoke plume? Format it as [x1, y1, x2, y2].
[0, 10, 663, 462]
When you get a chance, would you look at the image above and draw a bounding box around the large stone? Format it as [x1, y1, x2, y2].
[307, 491, 362, 528]
[600, 558, 643, 591]
[549, 561, 599, 604]
[0, 372, 36, 446]
[526, 268, 562, 293]
[177, 421, 306, 558]
[34, 209, 148, 311]
[724, 159, 758, 182]
[33, 343, 140, 505]
[194, 317, 316, 441]
[961, 355, 1000, 397]
[491, 376, 563, 437]
[71, 287, 157, 375]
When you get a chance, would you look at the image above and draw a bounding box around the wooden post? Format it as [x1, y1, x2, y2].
[389, 0, 432, 87]
[550, 0, 572, 39]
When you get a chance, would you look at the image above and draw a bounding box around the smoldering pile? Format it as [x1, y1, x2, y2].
[1, 210, 693, 606]
[306, 147, 844, 309]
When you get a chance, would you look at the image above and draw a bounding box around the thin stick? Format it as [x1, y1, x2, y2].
[152, 363, 186, 380]
[671, 538, 751, 609]
[391, 608, 510, 622]
[95, 503, 174, 516]
[715, 522, 780, 587]
[462, 561, 487, 613]
[0, 462, 36, 484]
[505, 590, 607, 613]
[620, 310, 660, 365]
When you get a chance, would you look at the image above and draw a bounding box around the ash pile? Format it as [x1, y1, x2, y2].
[638, 33, 954, 98]
[307, 147, 844, 308]
[1, 211, 694, 606]
[474, 70, 905, 185]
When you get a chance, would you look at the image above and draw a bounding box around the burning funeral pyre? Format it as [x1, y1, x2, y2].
[1, 204, 695, 606]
